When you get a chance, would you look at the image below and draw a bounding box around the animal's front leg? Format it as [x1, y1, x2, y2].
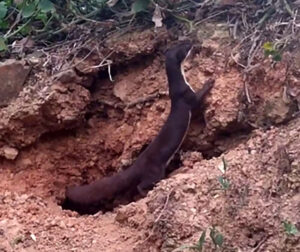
[195, 78, 215, 104]
[137, 185, 148, 197]
[137, 166, 165, 197]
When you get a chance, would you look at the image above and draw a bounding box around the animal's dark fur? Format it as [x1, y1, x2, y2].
[62, 42, 214, 214]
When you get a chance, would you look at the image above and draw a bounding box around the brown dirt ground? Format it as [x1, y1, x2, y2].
[0, 27, 299, 251]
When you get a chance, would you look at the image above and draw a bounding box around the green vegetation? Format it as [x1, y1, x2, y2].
[0, 0, 192, 52]
[218, 157, 230, 191]
[0, 0, 55, 50]
[174, 227, 224, 251]
[175, 230, 206, 252]
[209, 226, 224, 249]
[0, 0, 299, 67]
[263, 42, 282, 62]
[0, 0, 152, 51]
[283, 221, 299, 236]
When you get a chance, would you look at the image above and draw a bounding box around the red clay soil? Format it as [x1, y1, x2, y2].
[0, 27, 299, 251]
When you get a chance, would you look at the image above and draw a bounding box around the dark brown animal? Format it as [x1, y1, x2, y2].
[62, 42, 214, 214]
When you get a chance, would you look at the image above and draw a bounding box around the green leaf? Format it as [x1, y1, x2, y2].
[36, 12, 48, 24]
[214, 234, 224, 247]
[0, 36, 7, 51]
[0, 2, 8, 19]
[272, 53, 282, 62]
[0, 20, 9, 29]
[21, 1, 36, 18]
[18, 24, 31, 35]
[283, 221, 299, 236]
[197, 230, 206, 251]
[210, 227, 224, 248]
[38, 0, 54, 13]
[218, 176, 230, 190]
[263, 42, 274, 52]
[264, 50, 272, 57]
[132, 0, 150, 13]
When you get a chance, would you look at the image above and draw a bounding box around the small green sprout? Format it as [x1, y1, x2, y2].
[218, 176, 230, 190]
[263, 42, 282, 62]
[210, 226, 224, 248]
[174, 230, 206, 252]
[283, 221, 299, 236]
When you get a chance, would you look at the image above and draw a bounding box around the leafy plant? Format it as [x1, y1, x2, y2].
[174, 230, 206, 252]
[209, 226, 224, 249]
[0, 2, 8, 20]
[263, 42, 282, 62]
[218, 176, 230, 191]
[0, 36, 7, 51]
[175, 227, 226, 251]
[0, 0, 55, 51]
[283, 221, 299, 236]
[0, 0, 158, 52]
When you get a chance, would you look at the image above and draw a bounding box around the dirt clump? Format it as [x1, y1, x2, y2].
[0, 81, 90, 160]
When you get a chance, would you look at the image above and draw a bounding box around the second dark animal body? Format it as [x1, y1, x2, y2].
[63, 42, 214, 214]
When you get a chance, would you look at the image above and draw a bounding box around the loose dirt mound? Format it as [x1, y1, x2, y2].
[129, 116, 300, 251]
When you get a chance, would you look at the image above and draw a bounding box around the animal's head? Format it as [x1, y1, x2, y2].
[165, 41, 193, 65]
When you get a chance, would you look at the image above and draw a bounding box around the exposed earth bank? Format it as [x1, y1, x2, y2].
[0, 28, 299, 251]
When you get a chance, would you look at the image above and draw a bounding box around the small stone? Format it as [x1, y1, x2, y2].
[59, 220, 67, 229]
[54, 69, 79, 84]
[183, 183, 196, 193]
[51, 83, 68, 93]
[18, 194, 29, 203]
[0, 59, 31, 106]
[30, 233, 37, 242]
[121, 159, 131, 166]
[115, 210, 128, 224]
[3, 146, 19, 160]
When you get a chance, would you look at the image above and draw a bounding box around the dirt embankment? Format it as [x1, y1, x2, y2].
[0, 27, 299, 252]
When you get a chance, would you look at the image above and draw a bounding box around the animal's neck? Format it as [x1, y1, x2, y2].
[166, 61, 183, 86]
[166, 60, 194, 100]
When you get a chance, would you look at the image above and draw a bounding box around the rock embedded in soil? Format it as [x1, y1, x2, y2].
[2, 146, 19, 160]
[0, 59, 31, 107]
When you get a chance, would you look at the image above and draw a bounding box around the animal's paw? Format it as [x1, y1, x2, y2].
[137, 185, 148, 197]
